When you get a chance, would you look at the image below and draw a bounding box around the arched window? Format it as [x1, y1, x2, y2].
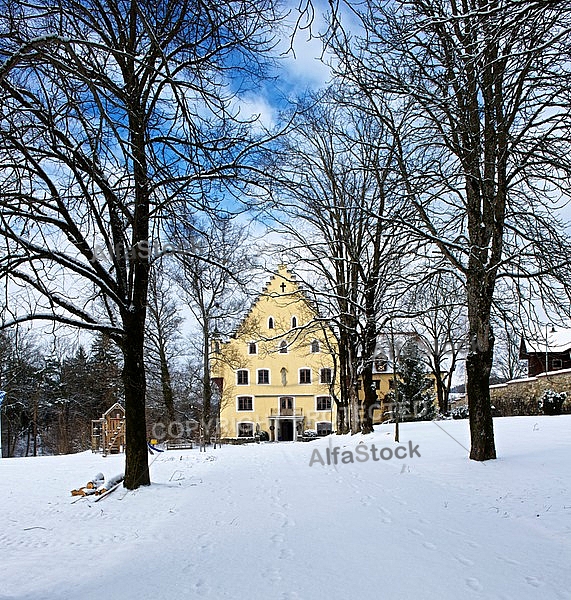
[291, 316, 297, 329]
[238, 422, 254, 437]
[311, 340, 320, 353]
[268, 317, 274, 330]
[279, 340, 288, 354]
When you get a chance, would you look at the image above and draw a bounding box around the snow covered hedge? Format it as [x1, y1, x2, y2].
[538, 390, 567, 415]
[451, 405, 469, 419]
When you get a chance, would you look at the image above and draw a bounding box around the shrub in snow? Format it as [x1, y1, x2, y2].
[304, 430, 317, 437]
[451, 405, 469, 419]
[538, 389, 567, 415]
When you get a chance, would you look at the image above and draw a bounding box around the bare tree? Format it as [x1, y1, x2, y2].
[171, 216, 254, 444]
[407, 273, 467, 415]
[328, 0, 571, 460]
[146, 270, 183, 426]
[491, 301, 528, 382]
[269, 87, 408, 434]
[0, 0, 281, 486]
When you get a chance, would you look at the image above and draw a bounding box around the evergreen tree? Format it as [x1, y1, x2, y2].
[88, 334, 123, 416]
[396, 340, 435, 421]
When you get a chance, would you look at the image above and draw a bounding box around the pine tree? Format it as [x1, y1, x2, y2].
[88, 334, 123, 416]
[396, 340, 435, 421]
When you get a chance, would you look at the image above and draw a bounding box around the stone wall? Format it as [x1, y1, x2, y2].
[489, 369, 571, 416]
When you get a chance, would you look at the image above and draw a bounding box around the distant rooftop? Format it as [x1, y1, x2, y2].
[522, 327, 571, 354]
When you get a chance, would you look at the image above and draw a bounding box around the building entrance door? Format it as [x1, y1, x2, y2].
[280, 420, 294, 441]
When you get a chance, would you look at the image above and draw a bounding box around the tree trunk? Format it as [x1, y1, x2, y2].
[361, 275, 379, 435]
[466, 286, 497, 461]
[336, 332, 351, 434]
[122, 313, 150, 489]
[361, 360, 376, 434]
[122, 66, 151, 487]
[466, 349, 496, 460]
[158, 344, 176, 425]
[202, 321, 212, 444]
[345, 331, 360, 435]
[434, 357, 447, 414]
[32, 393, 38, 457]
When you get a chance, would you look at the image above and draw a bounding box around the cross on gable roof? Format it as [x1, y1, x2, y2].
[231, 264, 318, 337]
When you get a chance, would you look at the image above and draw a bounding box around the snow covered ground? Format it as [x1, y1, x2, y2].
[1, 416, 570, 600]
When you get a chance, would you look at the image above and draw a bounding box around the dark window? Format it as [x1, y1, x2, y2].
[299, 368, 311, 384]
[237, 370, 249, 385]
[553, 358, 563, 370]
[311, 340, 320, 353]
[316, 422, 332, 436]
[238, 422, 254, 437]
[280, 397, 293, 410]
[316, 396, 332, 411]
[389, 378, 396, 390]
[248, 342, 257, 355]
[375, 359, 387, 372]
[258, 369, 270, 384]
[374, 380, 381, 390]
[279, 340, 288, 354]
[237, 397, 253, 411]
[320, 368, 332, 384]
[268, 317, 274, 329]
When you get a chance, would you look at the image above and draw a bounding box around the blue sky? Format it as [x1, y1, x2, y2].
[235, 1, 334, 131]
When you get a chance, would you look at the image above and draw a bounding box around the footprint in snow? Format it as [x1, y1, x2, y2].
[525, 576, 543, 588]
[264, 568, 282, 583]
[455, 555, 475, 567]
[497, 554, 520, 566]
[194, 578, 211, 596]
[466, 578, 483, 592]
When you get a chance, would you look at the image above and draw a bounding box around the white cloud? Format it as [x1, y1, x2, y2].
[233, 93, 278, 131]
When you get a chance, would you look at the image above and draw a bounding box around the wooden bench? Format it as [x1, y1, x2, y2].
[166, 440, 194, 450]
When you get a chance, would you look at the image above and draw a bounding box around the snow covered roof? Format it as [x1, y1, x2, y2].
[521, 328, 571, 354]
[102, 402, 125, 417]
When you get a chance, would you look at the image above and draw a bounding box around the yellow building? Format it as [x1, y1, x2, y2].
[211, 265, 338, 441]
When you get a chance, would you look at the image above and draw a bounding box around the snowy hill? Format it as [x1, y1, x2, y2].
[1, 416, 570, 600]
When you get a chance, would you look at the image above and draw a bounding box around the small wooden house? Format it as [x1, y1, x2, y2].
[91, 403, 126, 455]
[520, 328, 571, 376]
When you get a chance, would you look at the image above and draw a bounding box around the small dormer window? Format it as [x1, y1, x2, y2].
[248, 342, 257, 355]
[311, 340, 320, 353]
[291, 316, 297, 329]
[268, 317, 274, 330]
